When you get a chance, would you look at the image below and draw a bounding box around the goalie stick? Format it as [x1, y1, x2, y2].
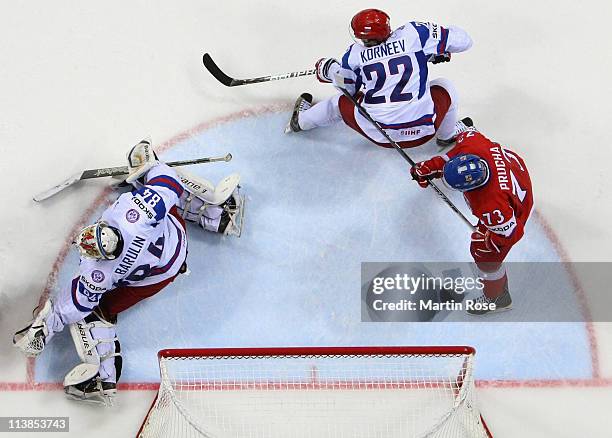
[339, 88, 476, 231]
[203, 53, 315, 87]
[33, 153, 232, 202]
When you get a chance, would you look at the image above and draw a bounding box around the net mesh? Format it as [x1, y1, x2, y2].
[138, 349, 490, 438]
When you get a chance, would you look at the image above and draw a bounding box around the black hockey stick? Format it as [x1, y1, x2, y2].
[33, 153, 232, 202]
[203, 53, 315, 87]
[339, 88, 476, 231]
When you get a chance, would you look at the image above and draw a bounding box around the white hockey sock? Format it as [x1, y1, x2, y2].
[299, 95, 342, 131]
[436, 105, 459, 140]
[430, 78, 460, 140]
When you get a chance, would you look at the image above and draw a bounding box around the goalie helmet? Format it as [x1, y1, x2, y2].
[350, 9, 391, 46]
[75, 222, 123, 260]
[443, 154, 490, 192]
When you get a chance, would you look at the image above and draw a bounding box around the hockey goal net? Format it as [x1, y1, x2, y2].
[138, 346, 491, 438]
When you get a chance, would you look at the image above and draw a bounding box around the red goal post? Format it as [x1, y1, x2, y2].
[138, 346, 492, 438]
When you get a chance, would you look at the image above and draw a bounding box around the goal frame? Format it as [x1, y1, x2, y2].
[137, 346, 492, 438]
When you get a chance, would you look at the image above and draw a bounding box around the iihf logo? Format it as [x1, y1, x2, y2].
[91, 270, 105, 283]
[126, 209, 140, 223]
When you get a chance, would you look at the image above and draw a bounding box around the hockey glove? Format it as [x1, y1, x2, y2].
[315, 57, 340, 83]
[428, 53, 451, 64]
[471, 224, 503, 256]
[126, 138, 159, 184]
[410, 157, 446, 188]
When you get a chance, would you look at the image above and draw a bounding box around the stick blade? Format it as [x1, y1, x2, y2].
[202, 53, 236, 86]
[33, 173, 82, 202]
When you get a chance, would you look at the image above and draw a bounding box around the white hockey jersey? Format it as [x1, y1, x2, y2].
[332, 22, 473, 143]
[60, 163, 187, 318]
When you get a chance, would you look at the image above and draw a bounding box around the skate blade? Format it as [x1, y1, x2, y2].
[65, 391, 114, 407]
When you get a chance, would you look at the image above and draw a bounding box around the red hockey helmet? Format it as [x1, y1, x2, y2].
[350, 9, 391, 45]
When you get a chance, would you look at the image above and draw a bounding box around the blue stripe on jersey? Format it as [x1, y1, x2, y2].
[415, 51, 429, 99]
[148, 175, 184, 198]
[354, 68, 363, 92]
[71, 278, 96, 312]
[341, 44, 353, 70]
[341, 45, 353, 70]
[379, 114, 435, 130]
[410, 22, 430, 48]
[437, 27, 449, 54]
[149, 215, 184, 277]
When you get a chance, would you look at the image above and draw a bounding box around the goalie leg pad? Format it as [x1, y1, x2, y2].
[65, 311, 122, 387]
[177, 170, 245, 237]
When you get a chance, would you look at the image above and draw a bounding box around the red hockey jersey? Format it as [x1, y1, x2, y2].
[446, 130, 533, 246]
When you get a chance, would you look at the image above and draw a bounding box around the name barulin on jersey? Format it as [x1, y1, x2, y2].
[360, 40, 407, 63]
[114, 235, 146, 275]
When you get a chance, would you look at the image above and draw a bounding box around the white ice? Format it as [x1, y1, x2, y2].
[1, 1, 612, 437]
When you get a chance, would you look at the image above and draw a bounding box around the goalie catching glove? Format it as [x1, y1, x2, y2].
[126, 138, 158, 184]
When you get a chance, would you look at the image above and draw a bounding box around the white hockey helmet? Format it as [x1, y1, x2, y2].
[75, 221, 123, 260]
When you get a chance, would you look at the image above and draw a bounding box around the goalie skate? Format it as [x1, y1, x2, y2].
[65, 374, 117, 406]
[436, 117, 475, 148]
[284, 93, 313, 133]
[13, 300, 52, 357]
[218, 190, 245, 237]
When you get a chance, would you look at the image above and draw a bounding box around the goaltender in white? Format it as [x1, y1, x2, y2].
[13, 139, 245, 405]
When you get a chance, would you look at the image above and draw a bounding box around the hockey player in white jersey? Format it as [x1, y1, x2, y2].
[286, 9, 473, 149]
[13, 139, 244, 405]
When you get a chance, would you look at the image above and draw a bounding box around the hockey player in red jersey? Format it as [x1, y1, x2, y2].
[410, 121, 533, 315]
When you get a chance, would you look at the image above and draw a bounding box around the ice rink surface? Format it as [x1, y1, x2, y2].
[1, 1, 612, 437]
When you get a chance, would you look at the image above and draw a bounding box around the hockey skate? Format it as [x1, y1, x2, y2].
[436, 117, 474, 148]
[217, 192, 245, 237]
[466, 287, 513, 316]
[65, 374, 117, 406]
[13, 300, 52, 357]
[284, 93, 313, 133]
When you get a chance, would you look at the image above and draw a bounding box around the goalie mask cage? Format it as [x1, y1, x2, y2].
[137, 346, 492, 438]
